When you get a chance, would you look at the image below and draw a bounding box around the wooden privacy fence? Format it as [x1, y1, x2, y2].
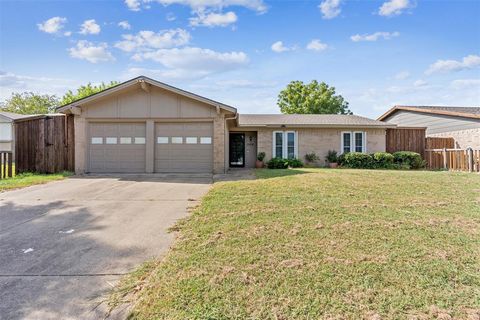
[425, 137, 454, 149]
[0, 151, 13, 179]
[15, 115, 74, 174]
[386, 127, 426, 155]
[425, 148, 480, 172]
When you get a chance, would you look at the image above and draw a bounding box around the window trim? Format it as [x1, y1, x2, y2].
[272, 131, 298, 159]
[341, 131, 367, 153]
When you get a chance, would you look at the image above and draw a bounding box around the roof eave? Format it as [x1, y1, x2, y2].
[378, 105, 480, 121]
[56, 76, 237, 114]
[236, 123, 397, 129]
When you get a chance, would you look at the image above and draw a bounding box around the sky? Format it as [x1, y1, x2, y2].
[0, 0, 479, 118]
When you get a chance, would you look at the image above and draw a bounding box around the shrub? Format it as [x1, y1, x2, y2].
[287, 158, 304, 168]
[372, 152, 394, 168]
[343, 152, 374, 169]
[257, 152, 266, 161]
[393, 151, 425, 169]
[266, 157, 304, 169]
[325, 150, 338, 163]
[337, 153, 346, 166]
[305, 152, 319, 162]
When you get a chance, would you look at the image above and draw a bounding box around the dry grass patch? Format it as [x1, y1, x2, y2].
[110, 169, 480, 319]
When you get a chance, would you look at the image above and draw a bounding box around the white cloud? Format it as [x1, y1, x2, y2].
[271, 41, 294, 53]
[118, 21, 131, 30]
[64, 31, 72, 36]
[166, 12, 176, 21]
[426, 54, 480, 75]
[0, 71, 78, 101]
[378, 0, 412, 16]
[190, 11, 237, 27]
[413, 79, 428, 87]
[350, 31, 400, 42]
[37, 17, 67, 34]
[306, 39, 328, 52]
[115, 29, 191, 52]
[125, 0, 267, 13]
[68, 41, 115, 63]
[130, 47, 248, 79]
[125, 0, 141, 11]
[394, 71, 410, 80]
[79, 19, 101, 35]
[319, 0, 341, 19]
[451, 79, 480, 89]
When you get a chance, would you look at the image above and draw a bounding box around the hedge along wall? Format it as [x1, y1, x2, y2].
[15, 114, 75, 174]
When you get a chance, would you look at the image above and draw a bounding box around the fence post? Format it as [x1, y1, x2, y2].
[467, 147, 473, 173]
[442, 148, 448, 170]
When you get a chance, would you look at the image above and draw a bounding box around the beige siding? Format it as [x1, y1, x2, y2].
[73, 84, 231, 174]
[256, 127, 386, 165]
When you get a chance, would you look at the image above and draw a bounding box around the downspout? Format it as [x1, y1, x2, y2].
[224, 110, 238, 174]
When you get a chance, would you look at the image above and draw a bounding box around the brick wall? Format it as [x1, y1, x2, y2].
[428, 128, 480, 149]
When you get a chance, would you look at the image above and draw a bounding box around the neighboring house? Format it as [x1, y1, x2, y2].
[378, 106, 480, 149]
[0, 111, 34, 158]
[58, 76, 394, 174]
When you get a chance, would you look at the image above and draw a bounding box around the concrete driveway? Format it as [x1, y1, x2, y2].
[0, 174, 212, 320]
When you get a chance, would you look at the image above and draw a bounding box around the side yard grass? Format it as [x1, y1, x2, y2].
[0, 171, 72, 192]
[110, 169, 480, 319]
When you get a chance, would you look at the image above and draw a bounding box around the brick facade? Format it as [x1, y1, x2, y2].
[429, 128, 480, 149]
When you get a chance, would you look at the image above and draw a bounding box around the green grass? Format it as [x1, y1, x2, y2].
[110, 169, 480, 319]
[0, 171, 72, 192]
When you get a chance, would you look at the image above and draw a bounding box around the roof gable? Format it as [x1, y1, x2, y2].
[378, 105, 480, 121]
[57, 76, 237, 114]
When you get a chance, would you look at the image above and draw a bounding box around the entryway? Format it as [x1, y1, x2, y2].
[229, 132, 257, 168]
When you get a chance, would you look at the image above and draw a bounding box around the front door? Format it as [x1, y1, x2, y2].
[229, 133, 245, 167]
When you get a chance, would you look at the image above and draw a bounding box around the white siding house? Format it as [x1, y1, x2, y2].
[0, 111, 35, 157]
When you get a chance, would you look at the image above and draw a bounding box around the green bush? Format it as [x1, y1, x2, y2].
[343, 152, 374, 169]
[372, 152, 394, 168]
[325, 150, 338, 163]
[393, 151, 425, 169]
[337, 153, 346, 166]
[266, 157, 304, 169]
[304, 152, 319, 162]
[257, 152, 266, 161]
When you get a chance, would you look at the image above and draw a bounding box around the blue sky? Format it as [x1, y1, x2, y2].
[1, 0, 479, 117]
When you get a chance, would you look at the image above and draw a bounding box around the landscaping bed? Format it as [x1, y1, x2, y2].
[110, 169, 480, 319]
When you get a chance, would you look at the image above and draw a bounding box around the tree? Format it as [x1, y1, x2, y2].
[0, 92, 59, 115]
[60, 81, 119, 105]
[277, 80, 352, 115]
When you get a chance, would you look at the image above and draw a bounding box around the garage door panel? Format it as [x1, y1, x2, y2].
[154, 122, 213, 173]
[88, 122, 146, 173]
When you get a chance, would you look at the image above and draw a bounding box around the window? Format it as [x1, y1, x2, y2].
[0, 123, 12, 141]
[186, 137, 198, 144]
[157, 137, 168, 144]
[342, 132, 351, 153]
[273, 131, 297, 159]
[106, 137, 117, 144]
[91, 137, 103, 144]
[341, 131, 366, 153]
[171, 137, 183, 144]
[274, 131, 283, 158]
[134, 137, 146, 144]
[354, 132, 364, 152]
[200, 137, 212, 144]
[120, 137, 132, 144]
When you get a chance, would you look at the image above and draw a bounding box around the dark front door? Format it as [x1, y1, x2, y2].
[229, 133, 245, 167]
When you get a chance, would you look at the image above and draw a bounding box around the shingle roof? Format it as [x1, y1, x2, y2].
[378, 105, 480, 120]
[238, 114, 394, 128]
[0, 110, 37, 120]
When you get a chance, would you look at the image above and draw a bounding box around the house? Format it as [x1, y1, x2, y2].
[378, 106, 480, 149]
[0, 110, 34, 158]
[58, 76, 394, 174]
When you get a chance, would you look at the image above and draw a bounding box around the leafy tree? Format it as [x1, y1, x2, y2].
[0, 92, 59, 115]
[60, 81, 119, 105]
[277, 80, 352, 115]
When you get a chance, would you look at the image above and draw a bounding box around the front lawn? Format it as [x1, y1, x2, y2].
[0, 171, 72, 192]
[110, 169, 480, 319]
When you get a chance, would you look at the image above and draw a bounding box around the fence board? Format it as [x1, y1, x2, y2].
[14, 115, 74, 174]
[386, 128, 426, 155]
[425, 137, 454, 149]
[425, 148, 480, 172]
[0, 151, 13, 179]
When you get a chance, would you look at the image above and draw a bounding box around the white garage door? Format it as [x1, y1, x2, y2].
[155, 122, 213, 173]
[89, 123, 146, 173]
